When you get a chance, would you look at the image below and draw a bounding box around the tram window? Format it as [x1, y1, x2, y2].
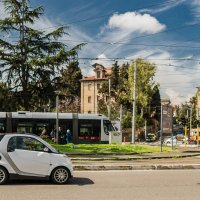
[36, 123, 49, 136]
[17, 123, 32, 133]
[78, 120, 100, 137]
[103, 120, 115, 135]
[0, 123, 5, 133]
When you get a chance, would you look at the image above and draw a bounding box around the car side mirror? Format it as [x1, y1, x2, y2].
[7, 146, 15, 152]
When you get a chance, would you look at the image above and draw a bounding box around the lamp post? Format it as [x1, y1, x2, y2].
[132, 61, 136, 144]
[108, 78, 111, 120]
[55, 91, 60, 144]
[160, 103, 163, 152]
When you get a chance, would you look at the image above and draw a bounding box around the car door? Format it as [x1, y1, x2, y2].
[7, 136, 50, 176]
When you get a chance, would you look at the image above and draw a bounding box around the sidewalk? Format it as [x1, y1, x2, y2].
[69, 149, 200, 171]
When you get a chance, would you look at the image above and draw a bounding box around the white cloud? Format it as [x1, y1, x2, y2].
[107, 12, 166, 34]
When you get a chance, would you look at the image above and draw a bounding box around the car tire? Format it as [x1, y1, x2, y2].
[51, 167, 70, 184]
[0, 166, 8, 185]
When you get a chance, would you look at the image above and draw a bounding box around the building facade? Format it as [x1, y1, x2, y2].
[80, 63, 111, 113]
[196, 87, 200, 119]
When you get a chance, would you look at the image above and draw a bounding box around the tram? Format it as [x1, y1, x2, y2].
[0, 112, 115, 143]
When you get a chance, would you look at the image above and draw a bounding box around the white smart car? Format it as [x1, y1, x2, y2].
[0, 133, 73, 185]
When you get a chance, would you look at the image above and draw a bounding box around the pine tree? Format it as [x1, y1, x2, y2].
[58, 61, 82, 112]
[0, 0, 83, 110]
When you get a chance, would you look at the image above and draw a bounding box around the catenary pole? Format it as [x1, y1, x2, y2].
[56, 94, 59, 144]
[160, 104, 163, 152]
[189, 106, 192, 138]
[132, 61, 136, 144]
[120, 104, 122, 132]
[108, 78, 111, 120]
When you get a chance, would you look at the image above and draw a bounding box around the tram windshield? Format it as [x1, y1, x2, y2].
[103, 120, 115, 135]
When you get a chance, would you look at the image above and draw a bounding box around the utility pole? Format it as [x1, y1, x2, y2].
[55, 91, 59, 144]
[108, 78, 111, 120]
[189, 106, 192, 138]
[160, 104, 163, 152]
[119, 104, 122, 132]
[132, 61, 136, 144]
[144, 119, 147, 140]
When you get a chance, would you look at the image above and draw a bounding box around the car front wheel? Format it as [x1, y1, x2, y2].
[0, 167, 8, 185]
[51, 167, 70, 184]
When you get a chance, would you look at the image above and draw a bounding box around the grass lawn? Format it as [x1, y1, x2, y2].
[46, 140, 173, 154]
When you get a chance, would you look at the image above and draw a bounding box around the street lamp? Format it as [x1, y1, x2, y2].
[132, 61, 136, 144]
[55, 91, 60, 144]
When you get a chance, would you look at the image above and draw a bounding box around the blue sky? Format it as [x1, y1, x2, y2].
[1, 0, 200, 105]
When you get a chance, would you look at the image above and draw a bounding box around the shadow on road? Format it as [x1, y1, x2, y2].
[7, 177, 94, 186]
[69, 177, 94, 185]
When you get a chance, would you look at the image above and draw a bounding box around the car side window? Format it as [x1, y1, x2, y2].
[8, 136, 48, 152]
[7, 137, 17, 150]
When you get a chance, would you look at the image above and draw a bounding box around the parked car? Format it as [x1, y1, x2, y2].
[164, 136, 179, 145]
[175, 134, 188, 143]
[0, 133, 73, 185]
[145, 133, 157, 142]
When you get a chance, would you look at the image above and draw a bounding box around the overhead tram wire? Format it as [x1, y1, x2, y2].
[58, 39, 200, 49]
[77, 57, 200, 62]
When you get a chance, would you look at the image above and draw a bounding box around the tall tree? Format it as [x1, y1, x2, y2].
[59, 61, 82, 97]
[58, 61, 82, 112]
[128, 58, 159, 128]
[0, 82, 18, 111]
[98, 62, 120, 119]
[128, 58, 157, 110]
[0, 0, 83, 110]
[118, 62, 131, 108]
[110, 61, 120, 98]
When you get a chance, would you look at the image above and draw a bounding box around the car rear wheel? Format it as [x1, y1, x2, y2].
[0, 167, 8, 185]
[51, 167, 70, 184]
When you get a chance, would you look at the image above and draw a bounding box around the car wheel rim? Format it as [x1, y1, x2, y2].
[0, 169, 5, 183]
[54, 168, 68, 183]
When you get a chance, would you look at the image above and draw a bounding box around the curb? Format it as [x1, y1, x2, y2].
[70, 153, 200, 161]
[73, 164, 200, 171]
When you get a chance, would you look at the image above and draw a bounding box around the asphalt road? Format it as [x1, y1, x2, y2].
[1, 170, 200, 200]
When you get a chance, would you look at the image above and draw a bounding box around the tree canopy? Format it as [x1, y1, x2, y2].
[0, 0, 83, 111]
[98, 58, 160, 128]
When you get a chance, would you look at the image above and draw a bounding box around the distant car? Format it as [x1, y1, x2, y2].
[175, 134, 188, 142]
[0, 133, 73, 185]
[164, 135, 188, 146]
[164, 136, 178, 145]
[145, 133, 157, 142]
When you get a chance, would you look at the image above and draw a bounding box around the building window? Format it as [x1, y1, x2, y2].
[88, 96, 91, 103]
[97, 83, 101, 90]
[88, 84, 92, 91]
[97, 71, 101, 78]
